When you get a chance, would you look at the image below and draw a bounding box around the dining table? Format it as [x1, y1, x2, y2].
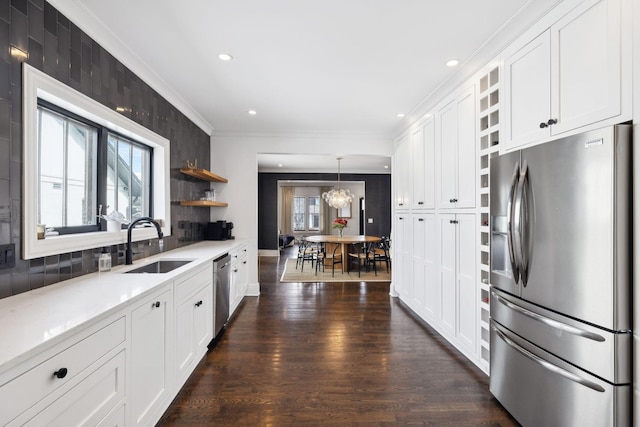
[304, 234, 381, 273]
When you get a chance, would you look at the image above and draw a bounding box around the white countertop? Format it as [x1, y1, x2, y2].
[0, 240, 246, 374]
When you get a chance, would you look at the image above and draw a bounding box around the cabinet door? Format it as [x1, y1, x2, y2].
[411, 125, 425, 209]
[550, 0, 621, 134]
[393, 135, 411, 210]
[504, 30, 551, 150]
[455, 87, 476, 208]
[194, 284, 214, 350]
[424, 119, 436, 209]
[439, 214, 456, 336]
[439, 100, 458, 208]
[422, 213, 438, 321]
[130, 287, 172, 427]
[412, 214, 426, 310]
[392, 214, 411, 298]
[175, 296, 196, 382]
[456, 214, 477, 353]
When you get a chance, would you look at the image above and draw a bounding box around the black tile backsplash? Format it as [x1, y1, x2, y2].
[0, 0, 212, 298]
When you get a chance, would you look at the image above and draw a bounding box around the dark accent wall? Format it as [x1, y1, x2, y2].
[258, 173, 391, 250]
[0, 0, 211, 298]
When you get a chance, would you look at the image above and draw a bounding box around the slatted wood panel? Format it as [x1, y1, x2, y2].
[158, 248, 517, 426]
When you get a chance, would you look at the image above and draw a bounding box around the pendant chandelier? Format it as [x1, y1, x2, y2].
[322, 157, 354, 209]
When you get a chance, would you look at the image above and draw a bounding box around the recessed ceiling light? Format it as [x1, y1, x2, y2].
[384, 165, 389, 169]
[218, 53, 233, 61]
[278, 163, 283, 168]
[248, 110, 257, 116]
[10, 45, 28, 61]
[396, 113, 405, 118]
[446, 59, 460, 67]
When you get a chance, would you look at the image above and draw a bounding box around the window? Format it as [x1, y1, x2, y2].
[23, 64, 170, 259]
[38, 107, 98, 231]
[293, 196, 320, 231]
[37, 104, 152, 234]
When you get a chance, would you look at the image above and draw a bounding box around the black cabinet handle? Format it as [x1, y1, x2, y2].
[418, 218, 424, 222]
[449, 220, 459, 224]
[53, 368, 68, 379]
[418, 201, 424, 205]
[152, 301, 160, 308]
[449, 198, 458, 203]
[540, 118, 557, 128]
[195, 300, 203, 307]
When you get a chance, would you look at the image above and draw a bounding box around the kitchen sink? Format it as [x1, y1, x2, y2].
[124, 259, 194, 274]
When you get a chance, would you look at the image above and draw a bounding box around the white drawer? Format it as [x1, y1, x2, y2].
[14, 350, 125, 427]
[175, 264, 212, 303]
[0, 316, 126, 425]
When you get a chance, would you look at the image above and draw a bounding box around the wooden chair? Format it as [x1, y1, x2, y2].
[372, 237, 391, 273]
[295, 239, 316, 272]
[347, 242, 376, 277]
[315, 243, 343, 277]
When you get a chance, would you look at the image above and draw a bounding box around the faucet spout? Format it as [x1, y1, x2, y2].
[125, 217, 164, 265]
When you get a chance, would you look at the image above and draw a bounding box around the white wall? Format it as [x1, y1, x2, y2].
[210, 132, 392, 292]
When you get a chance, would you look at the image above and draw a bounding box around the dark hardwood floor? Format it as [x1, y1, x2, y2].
[158, 247, 518, 426]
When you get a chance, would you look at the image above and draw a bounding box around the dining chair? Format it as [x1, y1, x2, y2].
[372, 237, 391, 273]
[295, 239, 316, 272]
[347, 242, 376, 277]
[315, 242, 343, 277]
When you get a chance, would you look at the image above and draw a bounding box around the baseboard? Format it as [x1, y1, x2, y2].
[389, 282, 399, 297]
[246, 281, 260, 296]
[259, 249, 279, 257]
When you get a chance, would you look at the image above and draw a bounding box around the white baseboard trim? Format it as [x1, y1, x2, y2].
[246, 282, 260, 296]
[389, 282, 399, 297]
[259, 249, 279, 257]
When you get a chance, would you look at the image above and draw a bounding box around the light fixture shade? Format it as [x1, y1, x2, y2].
[323, 157, 353, 208]
[322, 188, 354, 209]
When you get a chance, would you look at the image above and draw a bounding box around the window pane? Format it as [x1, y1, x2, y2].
[308, 197, 320, 231]
[38, 108, 97, 228]
[108, 134, 151, 222]
[293, 196, 306, 231]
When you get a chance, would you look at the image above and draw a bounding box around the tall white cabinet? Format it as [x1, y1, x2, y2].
[392, 0, 631, 376]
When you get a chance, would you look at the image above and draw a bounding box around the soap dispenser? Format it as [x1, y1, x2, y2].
[99, 247, 112, 272]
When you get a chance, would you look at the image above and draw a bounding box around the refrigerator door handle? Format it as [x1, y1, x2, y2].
[507, 163, 520, 284]
[492, 291, 606, 342]
[511, 163, 525, 285]
[491, 323, 606, 392]
[519, 165, 530, 286]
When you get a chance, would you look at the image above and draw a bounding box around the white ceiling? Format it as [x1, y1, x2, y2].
[51, 0, 558, 172]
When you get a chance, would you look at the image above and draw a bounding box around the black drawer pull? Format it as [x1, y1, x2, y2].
[195, 300, 203, 307]
[53, 368, 68, 379]
[152, 301, 160, 308]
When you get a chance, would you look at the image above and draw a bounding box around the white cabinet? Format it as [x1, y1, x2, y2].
[230, 243, 248, 316]
[503, 0, 627, 150]
[393, 134, 411, 210]
[412, 118, 436, 210]
[392, 213, 412, 300]
[129, 285, 173, 427]
[0, 316, 126, 426]
[411, 213, 437, 321]
[175, 264, 213, 390]
[438, 85, 476, 209]
[439, 213, 477, 355]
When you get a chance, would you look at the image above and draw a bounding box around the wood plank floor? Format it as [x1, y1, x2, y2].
[158, 248, 518, 426]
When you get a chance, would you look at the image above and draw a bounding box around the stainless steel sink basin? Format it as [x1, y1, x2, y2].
[124, 259, 193, 274]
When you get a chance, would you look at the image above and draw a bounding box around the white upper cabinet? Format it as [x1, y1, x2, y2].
[412, 118, 436, 210]
[438, 85, 476, 209]
[503, 0, 628, 151]
[393, 134, 411, 210]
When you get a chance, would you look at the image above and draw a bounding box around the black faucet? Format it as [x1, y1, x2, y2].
[126, 216, 164, 265]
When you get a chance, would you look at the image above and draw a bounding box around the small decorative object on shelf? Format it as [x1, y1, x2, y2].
[333, 218, 348, 238]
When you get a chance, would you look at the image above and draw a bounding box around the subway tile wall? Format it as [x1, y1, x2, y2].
[0, 0, 212, 298]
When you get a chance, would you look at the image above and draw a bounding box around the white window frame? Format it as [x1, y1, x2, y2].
[23, 64, 171, 259]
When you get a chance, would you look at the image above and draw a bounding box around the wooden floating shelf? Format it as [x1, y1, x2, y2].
[180, 168, 228, 183]
[180, 200, 228, 207]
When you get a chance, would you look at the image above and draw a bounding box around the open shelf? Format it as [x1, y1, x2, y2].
[179, 200, 228, 207]
[180, 168, 228, 183]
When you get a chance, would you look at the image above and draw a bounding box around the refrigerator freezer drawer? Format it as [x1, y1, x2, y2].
[490, 288, 630, 384]
[490, 321, 630, 427]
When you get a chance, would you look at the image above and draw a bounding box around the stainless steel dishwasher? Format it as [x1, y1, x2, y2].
[213, 253, 231, 339]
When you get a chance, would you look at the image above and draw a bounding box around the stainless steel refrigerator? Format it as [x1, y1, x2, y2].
[489, 124, 632, 427]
